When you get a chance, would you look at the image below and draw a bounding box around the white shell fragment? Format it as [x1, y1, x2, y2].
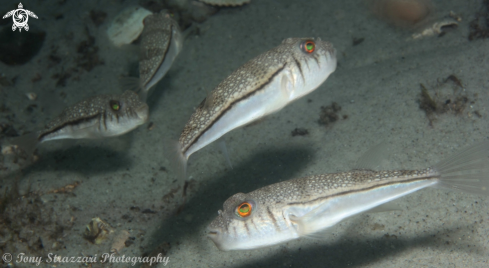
[107, 6, 152, 47]
[449, 11, 462, 22]
[199, 0, 250, 7]
[1, 144, 16, 155]
[26, 92, 37, 100]
[412, 19, 458, 39]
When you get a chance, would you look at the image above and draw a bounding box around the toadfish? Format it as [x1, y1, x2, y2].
[175, 37, 337, 176]
[208, 141, 489, 251]
[5, 90, 149, 154]
[136, 12, 183, 101]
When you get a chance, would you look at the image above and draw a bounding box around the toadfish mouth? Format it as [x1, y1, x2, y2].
[207, 228, 229, 251]
[207, 228, 219, 238]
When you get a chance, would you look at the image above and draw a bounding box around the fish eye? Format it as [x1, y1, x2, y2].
[109, 100, 121, 111]
[301, 40, 315, 53]
[236, 202, 252, 218]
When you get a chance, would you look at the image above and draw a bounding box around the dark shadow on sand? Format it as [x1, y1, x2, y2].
[140, 146, 314, 256]
[233, 225, 483, 268]
[22, 136, 135, 176]
[139, 144, 485, 268]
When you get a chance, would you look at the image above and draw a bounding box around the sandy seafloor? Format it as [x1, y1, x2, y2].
[1, 0, 489, 267]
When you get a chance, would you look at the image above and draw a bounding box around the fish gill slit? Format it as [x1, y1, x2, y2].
[38, 114, 101, 140]
[102, 112, 108, 131]
[267, 206, 280, 231]
[287, 176, 438, 206]
[250, 218, 259, 230]
[244, 222, 250, 235]
[182, 64, 287, 154]
[311, 53, 320, 66]
[292, 55, 305, 82]
[97, 113, 103, 131]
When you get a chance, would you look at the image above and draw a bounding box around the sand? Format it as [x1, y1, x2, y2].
[1, 0, 489, 267]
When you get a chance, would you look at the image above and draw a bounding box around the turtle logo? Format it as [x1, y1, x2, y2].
[2, 3, 38, 32]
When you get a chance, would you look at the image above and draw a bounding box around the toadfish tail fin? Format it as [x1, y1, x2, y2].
[119, 76, 143, 98]
[433, 141, 489, 196]
[217, 139, 233, 169]
[4, 132, 40, 156]
[163, 137, 188, 183]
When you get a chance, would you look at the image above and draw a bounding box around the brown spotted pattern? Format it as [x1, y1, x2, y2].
[139, 12, 179, 89]
[39, 91, 147, 140]
[179, 38, 335, 154]
[209, 168, 438, 233]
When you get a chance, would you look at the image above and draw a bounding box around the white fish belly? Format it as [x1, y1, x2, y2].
[144, 31, 182, 92]
[292, 53, 336, 100]
[185, 73, 290, 158]
[292, 179, 438, 236]
[40, 119, 102, 142]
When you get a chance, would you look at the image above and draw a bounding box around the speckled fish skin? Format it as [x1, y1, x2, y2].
[179, 37, 336, 160]
[207, 142, 489, 251]
[139, 12, 183, 101]
[38, 90, 149, 142]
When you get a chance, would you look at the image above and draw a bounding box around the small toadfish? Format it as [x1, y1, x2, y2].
[6, 90, 149, 154]
[175, 38, 337, 176]
[208, 141, 489, 251]
[137, 12, 183, 101]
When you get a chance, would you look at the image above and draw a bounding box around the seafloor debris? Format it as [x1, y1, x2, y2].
[0, 123, 18, 139]
[418, 74, 479, 126]
[111, 230, 131, 254]
[291, 128, 309, 137]
[352, 37, 365, 46]
[318, 102, 347, 126]
[90, 9, 107, 27]
[26, 92, 37, 101]
[449, 11, 462, 22]
[76, 27, 104, 72]
[0, 187, 74, 256]
[0, 73, 15, 89]
[84, 217, 115, 244]
[411, 19, 458, 39]
[0, 142, 40, 175]
[107, 6, 153, 47]
[0, 25, 45, 65]
[199, 0, 250, 7]
[52, 72, 71, 87]
[139, 0, 218, 29]
[31, 73, 42, 83]
[45, 181, 81, 194]
[469, 0, 489, 40]
[141, 241, 171, 268]
[147, 122, 155, 131]
[49, 28, 103, 87]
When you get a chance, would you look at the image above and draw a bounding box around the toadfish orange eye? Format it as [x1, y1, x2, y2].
[236, 202, 252, 217]
[301, 40, 315, 53]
